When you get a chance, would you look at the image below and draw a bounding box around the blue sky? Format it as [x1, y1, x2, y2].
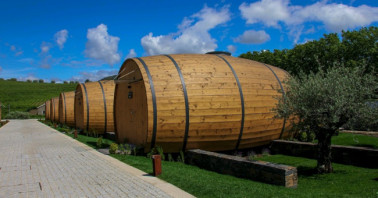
[0, 0, 377, 82]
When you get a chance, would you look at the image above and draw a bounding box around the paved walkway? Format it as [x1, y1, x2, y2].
[0, 120, 194, 198]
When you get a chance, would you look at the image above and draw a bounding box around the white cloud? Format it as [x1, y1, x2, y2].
[70, 69, 118, 82]
[239, 0, 378, 37]
[18, 73, 39, 82]
[234, 30, 270, 44]
[141, 6, 231, 55]
[54, 29, 68, 49]
[126, 49, 137, 59]
[40, 55, 53, 69]
[289, 2, 378, 31]
[227, 45, 236, 53]
[9, 45, 23, 56]
[84, 24, 121, 65]
[40, 42, 52, 53]
[240, 0, 291, 27]
[0, 66, 2, 74]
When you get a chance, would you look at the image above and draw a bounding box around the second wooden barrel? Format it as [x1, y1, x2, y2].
[45, 100, 51, 120]
[59, 91, 75, 127]
[50, 97, 59, 122]
[74, 81, 115, 134]
[114, 54, 290, 153]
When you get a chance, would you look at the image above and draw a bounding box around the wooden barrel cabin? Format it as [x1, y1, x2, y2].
[45, 100, 51, 120]
[114, 54, 290, 153]
[59, 91, 75, 127]
[50, 97, 59, 122]
[74, 81, 115, 134]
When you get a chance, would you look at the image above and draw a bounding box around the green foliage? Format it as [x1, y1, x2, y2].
[276, 66, 377, 135]
[5, 111, 31, 119]
[275, 66, 377, 172]
[147, 146, 165, 160]
[239, 27, 378, 76]
[0, 80, 77, 118]
[109, 143, 118, 154]
[96, 137, 103, 148]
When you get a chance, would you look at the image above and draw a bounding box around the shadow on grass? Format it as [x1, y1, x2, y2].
[86, 141, 111, 149]
[297, 166, 317, 176]
[353, 144, 376, 149]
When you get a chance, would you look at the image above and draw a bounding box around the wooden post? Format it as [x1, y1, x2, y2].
[74, 130, 78, 139]
[152, 155, 162, 176]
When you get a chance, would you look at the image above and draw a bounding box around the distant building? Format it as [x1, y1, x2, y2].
[29, 103, 45, 116]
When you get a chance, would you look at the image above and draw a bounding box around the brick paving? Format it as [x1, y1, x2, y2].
[0, 120, 194, 198]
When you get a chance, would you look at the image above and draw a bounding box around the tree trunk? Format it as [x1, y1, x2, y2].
[317, 132, 333, 173]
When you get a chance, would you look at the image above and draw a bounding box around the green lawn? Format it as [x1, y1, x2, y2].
[332, 133, 378, 149]
[111, 154, 378, 198]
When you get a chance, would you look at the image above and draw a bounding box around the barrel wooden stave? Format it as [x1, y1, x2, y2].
[59, 91, 75, 127]
[50, 97, 59, 122]
[74, 81, 115, 134]
[45, 100, 51, 120]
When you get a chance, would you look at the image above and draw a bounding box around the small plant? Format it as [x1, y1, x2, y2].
[156, 146, 165, 161]
[178, 150, 185, 163]
[168, 154, 174, 162]
[247, 151, 256, 161]
[298, 131, 308, 142]
[262, 148, 270, 157]
[96, 136, 103, 148]
[119, 144, 125, 154]
[132, 147, 137, 156]
[147, 146, 165, 160]
[124, 144, 131, 155]
[109, 143, 118, 154]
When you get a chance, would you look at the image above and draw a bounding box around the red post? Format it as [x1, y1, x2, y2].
[152, 155, 162, 176]
[54, 123, 57, 128]
[74, 130, 78, 139]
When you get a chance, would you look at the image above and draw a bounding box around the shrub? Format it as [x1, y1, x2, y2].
[5, 111, 30, 119]
[96, 137, 103, 148]
[109, 143, 118, 154]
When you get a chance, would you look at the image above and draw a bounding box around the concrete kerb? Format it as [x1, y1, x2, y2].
[42, 123, 195, 198]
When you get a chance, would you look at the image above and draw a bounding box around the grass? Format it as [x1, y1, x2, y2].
[332, 133, 378, 149]
[42, 121, 378, 197]
[41, 120, 114, 149]
[0, 80, 77, 117]
[111, 154, 378, 198]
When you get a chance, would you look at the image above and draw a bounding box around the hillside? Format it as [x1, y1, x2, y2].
[0, 80, 77, 117]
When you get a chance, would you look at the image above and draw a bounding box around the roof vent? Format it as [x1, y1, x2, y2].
[206, 51, 231, 56]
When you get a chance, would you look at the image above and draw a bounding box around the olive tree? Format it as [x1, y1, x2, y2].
[275, 66, 377, 173]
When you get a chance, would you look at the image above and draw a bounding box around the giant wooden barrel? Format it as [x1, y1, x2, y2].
[45, 100, 51, 120]
[74, 81, 115, 134]
[114, 54, 290, 153]
[50, 97, 59, 122]
[59, 91, 75, 127]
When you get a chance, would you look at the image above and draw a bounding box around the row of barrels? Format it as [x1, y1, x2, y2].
[45, 53, 290, 153]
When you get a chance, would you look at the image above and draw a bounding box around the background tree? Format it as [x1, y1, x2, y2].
[239, 27, 377, 76]
[274, 66, 377, 173]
